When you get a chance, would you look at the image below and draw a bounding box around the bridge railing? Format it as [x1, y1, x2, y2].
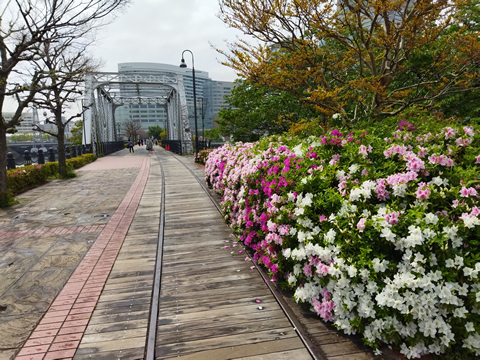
[6, 144, 95, 169]
[160, 140, 225, 156]
[98, 141, 126, 156]
[161, 140, 183, 155]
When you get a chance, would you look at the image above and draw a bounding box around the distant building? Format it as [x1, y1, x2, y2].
[115, 62, 234, 134]
[3, 111, 72, 138]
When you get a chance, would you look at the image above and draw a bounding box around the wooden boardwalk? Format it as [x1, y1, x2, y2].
[155, 154, 311, 359]
[71, 150, 311, 359]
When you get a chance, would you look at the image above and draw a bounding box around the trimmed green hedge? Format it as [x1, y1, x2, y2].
[5, 153, 96, 196]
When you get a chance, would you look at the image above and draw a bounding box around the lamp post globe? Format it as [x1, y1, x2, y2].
[179, 50, 199, 155]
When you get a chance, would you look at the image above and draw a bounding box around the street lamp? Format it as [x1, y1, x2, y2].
[179, 49, 199, 155]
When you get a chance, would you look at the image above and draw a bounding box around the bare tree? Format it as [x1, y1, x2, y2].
[124, 119, 142, 142]
[32, 37, 101, 177]
[0, 0, 129, 202]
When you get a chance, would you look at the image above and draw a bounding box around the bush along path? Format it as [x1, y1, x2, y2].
[204, 122, 480, 359]
[1, 154, 96, 207]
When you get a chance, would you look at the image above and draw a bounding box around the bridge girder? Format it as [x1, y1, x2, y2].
[82, 72, 193, 155]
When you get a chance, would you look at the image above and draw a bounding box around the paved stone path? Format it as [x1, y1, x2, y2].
[0, 150, 147, 360]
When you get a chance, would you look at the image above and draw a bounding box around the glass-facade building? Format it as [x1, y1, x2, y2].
[115, 62, 234, 135]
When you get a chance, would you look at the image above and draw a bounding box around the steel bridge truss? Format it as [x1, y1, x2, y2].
[83, 72, 193, 155]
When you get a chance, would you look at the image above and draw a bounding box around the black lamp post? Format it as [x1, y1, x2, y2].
[180, 50, 199, 155]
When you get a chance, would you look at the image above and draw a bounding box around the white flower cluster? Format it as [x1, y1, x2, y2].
[349, 180, 376, 202]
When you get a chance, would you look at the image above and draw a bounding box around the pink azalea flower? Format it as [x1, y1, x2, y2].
[303, 263, 312, 277]
[415, 184, 431, 201]
[460, 186, 470, 197]
[357, 218, 367, 232]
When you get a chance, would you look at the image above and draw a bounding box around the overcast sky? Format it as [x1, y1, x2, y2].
[91, 0, 242, 82]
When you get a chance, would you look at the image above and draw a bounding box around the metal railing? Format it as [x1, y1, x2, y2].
[6, 144, 93, 169]
[161, 140, 183, 155]
[98, 141, 126, 156]
[160, 140, 225, 156]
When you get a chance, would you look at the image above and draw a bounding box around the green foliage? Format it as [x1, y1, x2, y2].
[204, 128, 223, 142]
[68, 120, 83, 145]
[148, 125, 163, 139]
[216, 79, 320, 142]
[0, 191, 18, 207]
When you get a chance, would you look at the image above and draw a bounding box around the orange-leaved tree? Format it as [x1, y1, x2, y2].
[217, 0, 480, 123]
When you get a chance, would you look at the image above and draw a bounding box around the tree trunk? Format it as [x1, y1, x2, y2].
[0, 125, 8, 194]
[57, 123, 66, 177]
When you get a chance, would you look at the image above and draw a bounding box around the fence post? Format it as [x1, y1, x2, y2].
[48, 148, 55, 162]
[6, 152, 16, 169]
[71, 145, 77, 158]
[24, 150, 32, 165]
[38, 149, 45, 164]
[77, 145, 82, 156]
[65, 146, 71, 160]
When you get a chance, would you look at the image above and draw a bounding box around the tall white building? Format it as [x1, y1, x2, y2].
[115, 62, 234, 135]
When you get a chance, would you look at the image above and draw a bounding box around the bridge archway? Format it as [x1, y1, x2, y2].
[82, 72, 193, 155]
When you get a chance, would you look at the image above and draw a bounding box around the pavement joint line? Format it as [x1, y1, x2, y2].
[15, 157, 151, 360]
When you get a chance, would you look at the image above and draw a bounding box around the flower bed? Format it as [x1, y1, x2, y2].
[205, 123, 480, 359]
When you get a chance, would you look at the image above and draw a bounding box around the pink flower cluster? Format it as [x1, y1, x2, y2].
[415, 183, 431, 201]
[428, 154, 455, 167]
[358, 144, 372, 158]
[312, 289, 335, 321]
[460, 187, 478, 198]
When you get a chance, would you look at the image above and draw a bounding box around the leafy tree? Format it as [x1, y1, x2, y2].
[159, 128, 166, 140]
[217, 79, 321, 142]
[148, 125, 163, 139]
[218, 0, 480, 123]
[68, 120, 84, 145]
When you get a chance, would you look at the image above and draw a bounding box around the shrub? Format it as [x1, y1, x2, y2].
[195, 149, 214, 165]
[4, 154, 96, 199]
[205, 121, 480, 359]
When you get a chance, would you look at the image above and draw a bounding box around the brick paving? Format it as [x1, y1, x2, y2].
[0, 148, 153, 360]
[14, 158, 150, 359]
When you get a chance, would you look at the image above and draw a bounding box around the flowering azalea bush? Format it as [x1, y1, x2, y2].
[205, 121, 480, 359]
[195, 149, 213, 165]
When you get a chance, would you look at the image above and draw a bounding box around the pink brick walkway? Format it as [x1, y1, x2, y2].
[15, 157, 150, 360]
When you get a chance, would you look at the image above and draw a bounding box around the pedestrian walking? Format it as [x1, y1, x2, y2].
[128, 140, 134, 153]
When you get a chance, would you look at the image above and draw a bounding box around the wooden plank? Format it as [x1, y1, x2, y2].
[80, 328, 147, 344]
[74, 347, 145, 360]
[156, 309, 289, 334]
[157, 318, 292, 344]
[75, 336, 146, 356]
[156, 327, 300, 358]
[159, 337, 306, 360]
[84, 318, 148, 335]
[233, 348, 313, 360]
